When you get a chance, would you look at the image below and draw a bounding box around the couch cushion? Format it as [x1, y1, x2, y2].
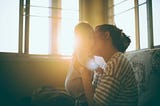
[125, 48, 160, 106]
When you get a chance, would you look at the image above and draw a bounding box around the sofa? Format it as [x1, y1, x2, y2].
[20, 48, 160, 106]
[126, 48, 160, 106]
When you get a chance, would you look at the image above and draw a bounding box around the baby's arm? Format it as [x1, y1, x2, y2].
[65, 61, 85, 98]
[65, 53, 95, 98]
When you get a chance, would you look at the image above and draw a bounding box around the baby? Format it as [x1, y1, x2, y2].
[65, 22, 97, 105]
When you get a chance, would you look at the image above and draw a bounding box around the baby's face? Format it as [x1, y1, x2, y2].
[75, 29, 94, 52]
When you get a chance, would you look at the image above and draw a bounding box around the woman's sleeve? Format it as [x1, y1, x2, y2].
[93, 75, 120, 106]
[93, 57, 122, 106]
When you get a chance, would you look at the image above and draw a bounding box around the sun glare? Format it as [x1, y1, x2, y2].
[58, 0, 79, 56]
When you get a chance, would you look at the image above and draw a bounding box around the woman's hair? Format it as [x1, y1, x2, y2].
[95, 24, 131, 53]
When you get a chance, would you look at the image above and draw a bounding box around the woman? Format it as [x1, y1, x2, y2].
[75, 24, 138, 106]
[65, 22, 96, 106]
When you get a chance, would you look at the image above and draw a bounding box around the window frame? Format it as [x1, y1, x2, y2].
[0, 0, 75, 61]
[113, 0, 156, 51]
[22, 0, 79, 56]
[0, 0, 159, 61]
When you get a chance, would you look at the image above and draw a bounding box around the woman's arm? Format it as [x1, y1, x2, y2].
[75, 57, 122, 106]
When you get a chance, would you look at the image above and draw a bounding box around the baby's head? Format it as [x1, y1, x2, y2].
[74, 22, 94, 51]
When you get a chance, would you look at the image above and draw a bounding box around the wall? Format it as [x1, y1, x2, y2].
[80, 0, 106, 27]
[0, 56, 71, 105]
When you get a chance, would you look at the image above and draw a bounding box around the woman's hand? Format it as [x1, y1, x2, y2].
[96, 67, 104, 74]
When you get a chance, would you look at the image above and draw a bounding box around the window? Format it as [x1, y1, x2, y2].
[139, 0, 148, 49]
[114, 0, 136, 51]
[0, 0, 19, 53]
[58, 0, 79, 55]
[29, 0, 79, 55]
[29, 0, 51, 54]
[152, 0, 160, 46]
[0, 0, 79, 56]
[113, 0, 160, 51]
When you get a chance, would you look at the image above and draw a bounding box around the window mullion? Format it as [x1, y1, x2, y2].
[18, 0, 24, 54]
[146, 0, 154, 49]
[24, 0, 30, 54]
[51, 0, 61, 55]
[134, 0, 140, 49]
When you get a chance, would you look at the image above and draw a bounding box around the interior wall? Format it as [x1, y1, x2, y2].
[0, 58, 71, 105]
[80, 0, 106, 27]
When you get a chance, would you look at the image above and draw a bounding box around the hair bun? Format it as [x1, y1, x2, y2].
[120, 32, 131, 52]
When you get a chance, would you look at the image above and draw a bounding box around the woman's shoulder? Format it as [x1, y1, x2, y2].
[107, 52, 129, 65]
[104, 52, 132, 77]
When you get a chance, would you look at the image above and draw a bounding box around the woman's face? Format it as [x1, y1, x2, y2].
[92, 30, 105, 56]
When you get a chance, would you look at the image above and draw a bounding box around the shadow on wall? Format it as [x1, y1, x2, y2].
[0, 58, 71, 106]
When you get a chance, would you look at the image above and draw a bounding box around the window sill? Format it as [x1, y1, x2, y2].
[0, 52, 72, 62]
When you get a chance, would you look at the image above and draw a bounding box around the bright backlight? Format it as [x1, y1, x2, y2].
[58, 0, 79, 55]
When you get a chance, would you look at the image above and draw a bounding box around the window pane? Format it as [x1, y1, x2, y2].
[30, 7, 50, 17]
[114, 9, 136, 51]
[152, 0, 160, 46]
[114, 0, 134, 16]
[114, 0, 126, 5]
[61, 0, 79, 10]
[30, 0, 50, 7]
[29, 17, 51, 54]
[0, 0, 19, 53]
[139, 4, 148, 49]
[58, 0, 79, 55]
[138, 0, 146, 4]
[29, 1, 51, 54]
